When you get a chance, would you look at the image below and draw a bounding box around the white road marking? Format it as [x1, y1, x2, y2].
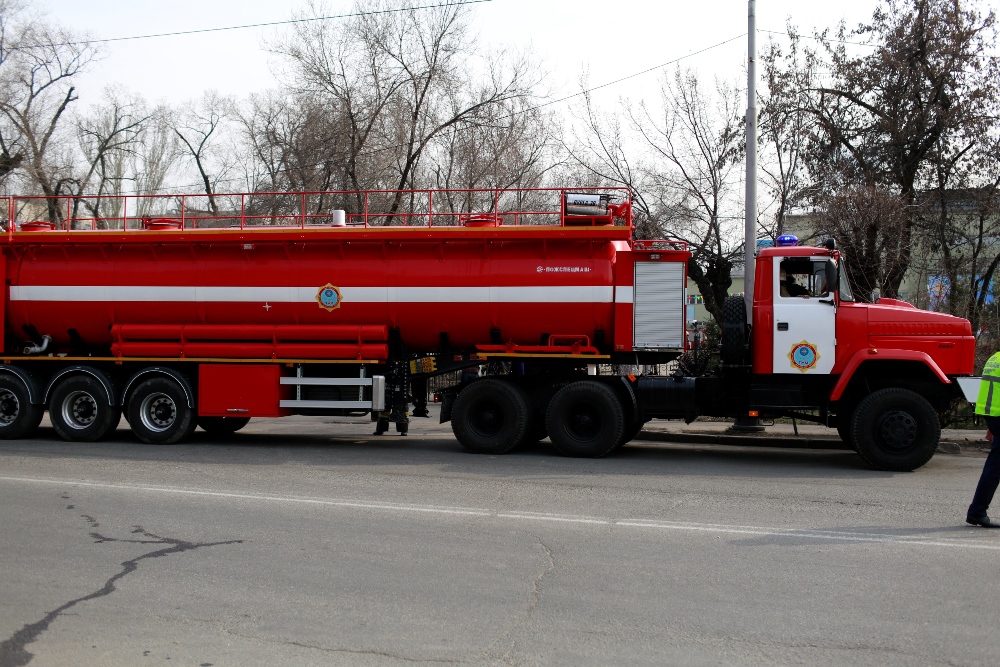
[3, 475, 997, 551]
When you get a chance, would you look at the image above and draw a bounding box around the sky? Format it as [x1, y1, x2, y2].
[31, 0, 947, 110]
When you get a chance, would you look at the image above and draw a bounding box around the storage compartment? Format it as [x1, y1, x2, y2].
[198, 364, 291, 417]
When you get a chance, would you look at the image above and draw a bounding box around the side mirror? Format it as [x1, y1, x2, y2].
[825, 260, 838, 298]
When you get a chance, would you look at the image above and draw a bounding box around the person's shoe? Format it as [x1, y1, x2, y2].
[966, 514, 1000, 528]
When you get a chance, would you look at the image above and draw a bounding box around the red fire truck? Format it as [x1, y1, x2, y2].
[0, 188, 975, 471]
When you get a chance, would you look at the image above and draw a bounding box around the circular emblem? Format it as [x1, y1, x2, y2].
[316, 283, 343, 312]
[788, 341, 820, 372]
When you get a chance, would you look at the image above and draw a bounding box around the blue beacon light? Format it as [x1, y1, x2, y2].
[775, 234, 799, 247]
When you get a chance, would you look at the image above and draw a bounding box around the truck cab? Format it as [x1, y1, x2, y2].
[724, 240, 977, 470]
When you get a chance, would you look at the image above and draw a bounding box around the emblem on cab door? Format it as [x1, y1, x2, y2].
[788, 341, 820, 372]
[316, 284, 343, 312]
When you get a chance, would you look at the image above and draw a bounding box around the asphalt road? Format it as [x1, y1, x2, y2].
[1, 411, 998, 666]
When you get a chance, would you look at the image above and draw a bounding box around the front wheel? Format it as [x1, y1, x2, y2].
[128, 378, 196, 445]
[546, 381, 624, 458]
[850, 388, 940, 471]
[48, 376, 121, 442]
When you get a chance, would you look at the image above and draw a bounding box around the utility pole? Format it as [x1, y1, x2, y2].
[744, 0, 757, 317]
[734, 0, 764, 433]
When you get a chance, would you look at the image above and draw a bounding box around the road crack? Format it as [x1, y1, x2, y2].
[482, 535, 555, 665]
[0, 499, 242, 667]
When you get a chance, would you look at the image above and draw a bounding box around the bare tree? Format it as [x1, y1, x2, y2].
[758, 31, 817, 240]
[815, 186, 911, 300]
[72, 88, 149, 223]
[172, 91, 233, 216]
[564, 69, 746, 323]
[132, 104, 180, 213]
[429, 97, 555, 217]
[633, 68, 746, 323]
[0, 0, 96, 220]
[272, 0, 539, 216]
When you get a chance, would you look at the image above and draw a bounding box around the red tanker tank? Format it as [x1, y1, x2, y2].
[0, 189, 651, 359]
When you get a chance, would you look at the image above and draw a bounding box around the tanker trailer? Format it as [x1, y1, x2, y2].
[0, 188, 975, 471]
[0, 188, 691, 452]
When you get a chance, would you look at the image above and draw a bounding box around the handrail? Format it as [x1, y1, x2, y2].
[1, 186, 634, 234]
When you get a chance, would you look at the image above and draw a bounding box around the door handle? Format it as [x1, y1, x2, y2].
[777, 322, 789, 331]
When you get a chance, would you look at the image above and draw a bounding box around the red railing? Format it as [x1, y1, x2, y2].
[0, 187, 634, 235]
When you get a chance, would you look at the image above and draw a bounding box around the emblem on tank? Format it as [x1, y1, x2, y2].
[316, 284, 343, 312]
[788, 340, 820, 372]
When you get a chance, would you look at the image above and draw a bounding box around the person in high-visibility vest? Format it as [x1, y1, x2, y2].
[968, 350, 1000, 527]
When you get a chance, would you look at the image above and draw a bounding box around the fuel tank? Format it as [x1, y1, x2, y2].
[3, 226, 629, 355]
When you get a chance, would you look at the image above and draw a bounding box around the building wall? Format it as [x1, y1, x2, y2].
[685, 276, 745, 323]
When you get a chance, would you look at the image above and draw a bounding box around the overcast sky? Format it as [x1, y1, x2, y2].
[34, 0, 972, 110]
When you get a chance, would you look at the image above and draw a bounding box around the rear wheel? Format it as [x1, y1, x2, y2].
[0, 375, 43, 439]
[197, 416, 251, 435]
[48, 376, 120, 442]
[128, 378, 196, 445]
[850, 388, 939, 471]
[616, 416, 646, 450]
[451, 379, 529, 454]
[547, 381, 624, 458]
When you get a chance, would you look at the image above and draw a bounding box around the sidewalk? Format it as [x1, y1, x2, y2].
[636, 420, 989, 455]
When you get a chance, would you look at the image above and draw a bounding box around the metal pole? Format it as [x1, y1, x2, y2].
[733, 0, 765, 433]
[744, 0, 757, 319]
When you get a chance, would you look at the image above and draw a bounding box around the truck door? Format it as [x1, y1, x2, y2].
[772, 257, 836, 374]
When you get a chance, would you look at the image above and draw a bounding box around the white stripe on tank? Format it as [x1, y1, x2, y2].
[9, 285, 614, 304]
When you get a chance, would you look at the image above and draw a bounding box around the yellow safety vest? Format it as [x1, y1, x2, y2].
[976, 351, 1000, 417]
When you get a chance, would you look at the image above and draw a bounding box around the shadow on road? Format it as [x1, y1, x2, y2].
[0, 419, 916, 483]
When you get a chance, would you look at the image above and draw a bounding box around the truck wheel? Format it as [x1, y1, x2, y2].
[616, 416, 646, 450]
[836, 422, 856, 451]
[850, 388, 940, 471]
[721, 295, 748, 365]
[0, 375, 43, 439]
[48, 376, 121, 442]
[128, 378, 196, 445]
[547, 381, 624, 458]
[522, 415, 548, 445]
[197, 416, 251, 435]
[451, 379, 529, 454]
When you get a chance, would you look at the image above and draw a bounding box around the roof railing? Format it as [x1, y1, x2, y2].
[1, 187, 634, 235]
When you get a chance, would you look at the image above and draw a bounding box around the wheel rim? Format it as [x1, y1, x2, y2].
[61, 391, 98, 430]
[566, 401, 601, 441]
[139, 392, 176, 432]
[876, 410, 918, 452]
[0, 390, 19, 425]
[469, 399, 505, 438]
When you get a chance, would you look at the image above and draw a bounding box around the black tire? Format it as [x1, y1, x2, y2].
[522, 414, 548, 445]
[0, 374, 43, 439]
[676, 351, 710, 377]
[721, 295, 748, 366]
[451, 379, 529, 454]
[127, 377, 196, 445]
[850, 388, 940, 471]
[836, 420, 856, 451]
[48, 376, 121, 442]
[546, 381, 624, 458]
[197, 416, 251, 435]
[616, 416, 646, 450]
